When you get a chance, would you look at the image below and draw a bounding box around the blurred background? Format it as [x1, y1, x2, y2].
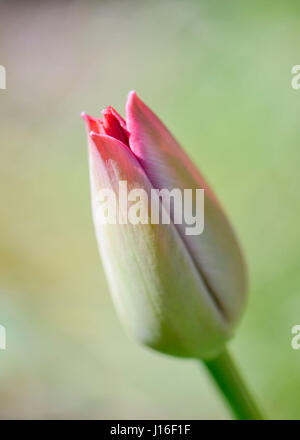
[0, 0, 300, 419]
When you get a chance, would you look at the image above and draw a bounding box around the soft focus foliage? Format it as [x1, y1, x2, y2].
[0, 0, 300, 419]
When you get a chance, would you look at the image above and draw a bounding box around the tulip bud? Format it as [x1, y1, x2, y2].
[81, 92, 247, 360]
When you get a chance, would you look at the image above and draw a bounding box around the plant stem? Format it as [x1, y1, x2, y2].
[203, 347, 264, 420]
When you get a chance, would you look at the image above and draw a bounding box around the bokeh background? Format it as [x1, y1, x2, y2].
[1, 0, 300, 419]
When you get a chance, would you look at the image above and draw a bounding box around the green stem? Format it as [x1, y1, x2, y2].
[203, 347, 264, 420]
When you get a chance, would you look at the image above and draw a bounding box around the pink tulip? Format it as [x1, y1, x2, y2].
[81, 92, 247, 360]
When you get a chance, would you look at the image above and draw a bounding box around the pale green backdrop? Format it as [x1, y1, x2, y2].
[0, 0, 300, 419]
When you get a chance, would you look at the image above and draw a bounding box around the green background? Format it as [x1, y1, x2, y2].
[0, 0, 300, 419]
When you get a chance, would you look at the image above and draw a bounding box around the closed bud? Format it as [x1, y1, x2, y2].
[81, 92, 247, 360]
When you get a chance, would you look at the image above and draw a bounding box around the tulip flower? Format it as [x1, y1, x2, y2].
[81, 92, 263, 420]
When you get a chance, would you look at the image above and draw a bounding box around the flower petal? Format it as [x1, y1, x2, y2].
[81, 112, 102, 134]
[88, 132, 230, 358]
[126, 91, 247, 324]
